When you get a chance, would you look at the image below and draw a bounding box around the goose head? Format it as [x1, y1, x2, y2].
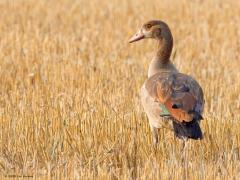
[129, 20, 173, 43]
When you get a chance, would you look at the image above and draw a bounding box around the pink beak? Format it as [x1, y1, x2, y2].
[129, 30, 145, 43]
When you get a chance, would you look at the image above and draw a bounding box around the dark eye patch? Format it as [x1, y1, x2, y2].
[145, 23, 152, 29]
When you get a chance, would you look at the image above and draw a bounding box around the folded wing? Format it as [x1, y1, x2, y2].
[145, 72, 204, 123]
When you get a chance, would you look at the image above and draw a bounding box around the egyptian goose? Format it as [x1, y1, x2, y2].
[129, 20, 204, 144]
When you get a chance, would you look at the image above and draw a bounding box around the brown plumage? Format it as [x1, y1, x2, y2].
[129, 20, 204, 144]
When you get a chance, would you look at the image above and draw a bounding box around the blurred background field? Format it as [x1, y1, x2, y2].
[0, 0, 240, 179]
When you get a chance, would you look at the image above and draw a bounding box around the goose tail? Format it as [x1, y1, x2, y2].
[172, 120, 203, 140]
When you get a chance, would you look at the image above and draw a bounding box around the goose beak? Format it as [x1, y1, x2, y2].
[129, 30, 145, 43]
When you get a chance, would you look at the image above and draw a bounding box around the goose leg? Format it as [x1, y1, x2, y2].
[151, 126, 158, 145]
[182, 138, 189, 179]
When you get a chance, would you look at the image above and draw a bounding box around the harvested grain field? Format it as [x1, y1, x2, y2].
[0, 0, 240, 179]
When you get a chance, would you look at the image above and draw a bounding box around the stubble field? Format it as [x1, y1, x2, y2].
[0, 0, 240, 179]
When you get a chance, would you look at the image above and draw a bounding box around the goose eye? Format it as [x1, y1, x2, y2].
[145, 24, 152, 29]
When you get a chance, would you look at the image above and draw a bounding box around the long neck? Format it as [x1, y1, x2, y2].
[148, 37, 174, 77]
